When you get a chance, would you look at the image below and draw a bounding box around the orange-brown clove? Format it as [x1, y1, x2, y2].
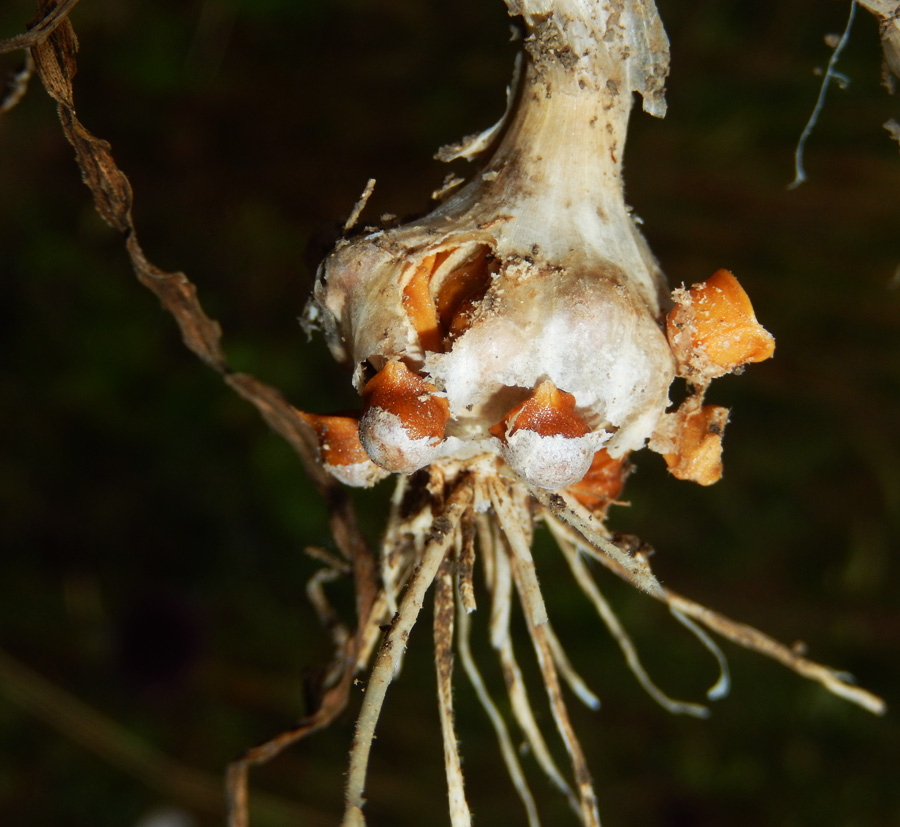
[299, 410, 389, 487]
[567, 449, 631, 512]
[667, 269, 775, 380]
[359, 360, 450, 473]
[662, 404, 729, 486]
[490, 380, 591, 442]
[490, 380, 598, 490]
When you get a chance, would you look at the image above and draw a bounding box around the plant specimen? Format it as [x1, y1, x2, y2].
[2, 1, 894, 826]
[293, 2, 887, 825]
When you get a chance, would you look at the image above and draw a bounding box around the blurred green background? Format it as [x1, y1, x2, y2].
[1, 1, 898, 825]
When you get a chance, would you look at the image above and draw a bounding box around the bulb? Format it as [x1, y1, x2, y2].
[303, 1, 772, 489]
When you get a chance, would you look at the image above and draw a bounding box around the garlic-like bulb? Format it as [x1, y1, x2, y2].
[303, 0, 770, 491]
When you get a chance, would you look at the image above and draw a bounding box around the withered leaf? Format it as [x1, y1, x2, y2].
[27, 1, 226, 370]
[126, 236, 227, 371]
[0, 0, 81, 56]
[22, 1, 346, 502]
[31, 15, 133, 231]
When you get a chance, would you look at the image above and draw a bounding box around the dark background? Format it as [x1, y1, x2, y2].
[1, 1, 898, 825]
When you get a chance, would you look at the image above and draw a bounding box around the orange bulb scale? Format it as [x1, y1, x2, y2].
[566, 449, 630, 512]
[298, 411, 370, 467]
[401, 254, 443, 354]
[667, 269, 775, 378]
[662, 404, 729, 486]
[490, 380, 591, 441]
[361, 360, 450, 441]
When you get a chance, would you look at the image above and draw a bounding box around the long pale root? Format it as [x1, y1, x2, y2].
[509, 548, 601, 827]
[456, 584, 542, 827]
[486, 520, 578, 811]
[547, 508, 886, 716]
[545, 517, 712, 717]
[342, 480, 474, 827]
[434, 559, 472, 827]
